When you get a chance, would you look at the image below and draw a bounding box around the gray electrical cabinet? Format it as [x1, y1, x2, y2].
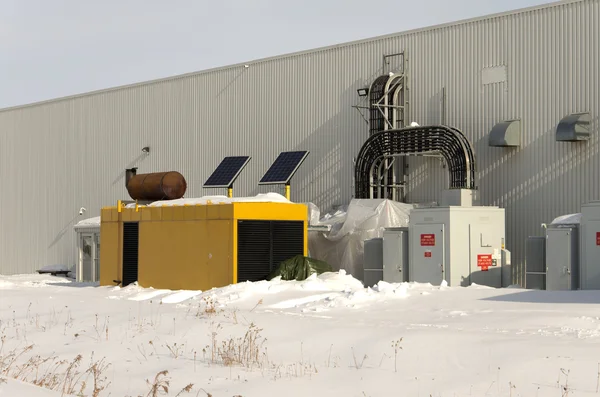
[545, 226, 579, 290]
[408, 206, 506, 287]
[525, 236, 546, 290]
[382, 227, 409, 283]
[580, 201, 600, 290]
[363, 238, 383, 287]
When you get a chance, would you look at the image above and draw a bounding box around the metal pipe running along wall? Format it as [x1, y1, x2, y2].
[354, 125, 477, 199]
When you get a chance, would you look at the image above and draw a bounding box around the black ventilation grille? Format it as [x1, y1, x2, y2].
[237, 221, 271, 283]
[237, 220, 304, 283]
[272, 221, 305, 266]
[122, 222, 139, 287]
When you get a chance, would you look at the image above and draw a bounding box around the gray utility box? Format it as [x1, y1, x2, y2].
[545, 224, 579, 290]
[408, 206, 507, 287]
[525, 236, 546, 290]
[383, 227, 409, 283]
[580, 201, 600, 290]
[363, 237, 383, 287]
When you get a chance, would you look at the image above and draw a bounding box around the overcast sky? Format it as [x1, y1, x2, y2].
[1, 0, 552, 108]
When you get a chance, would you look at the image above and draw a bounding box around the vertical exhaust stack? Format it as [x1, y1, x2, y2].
[125, 167, 138, 189]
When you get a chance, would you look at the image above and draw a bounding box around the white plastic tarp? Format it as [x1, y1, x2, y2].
[308, 199, 414, 281]
[303, 202, 321, 226]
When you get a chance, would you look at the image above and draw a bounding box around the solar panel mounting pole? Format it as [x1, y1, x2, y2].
[203, 156, 252, 199]
[258, 151, 310, 202]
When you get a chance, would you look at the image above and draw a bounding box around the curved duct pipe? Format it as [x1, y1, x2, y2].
[368, 74, 405, 134]
[368, 73, 406, 198]
[354, 125, 477, 199]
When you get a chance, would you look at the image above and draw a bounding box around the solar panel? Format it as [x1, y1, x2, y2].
[203, 156, 251, 188]
[259, 151, 309, 185]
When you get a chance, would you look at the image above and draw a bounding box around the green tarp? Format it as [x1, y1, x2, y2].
[268, 255, 333, 281]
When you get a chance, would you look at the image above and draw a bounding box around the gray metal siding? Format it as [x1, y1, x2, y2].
[0, 0, 598, 286]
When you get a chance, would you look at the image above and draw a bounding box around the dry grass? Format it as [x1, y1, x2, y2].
[351, 347, 368, 370]
[165, 342, 185, 359]
[206, 322, 267, 369]
[138, 370, 195, 397]
[174, 383, 194, 397]
[0, 345, 111, 396]
[0, 296, 324, 396]
[199, 318, 320, 382]
[145, 370, 170, 396]
[559, 368, 570, 397]
[391, 338, 403, 373]
[271, 361, 318, 381]
[93, 314, 110, 341]
[186, 296, 221, 320]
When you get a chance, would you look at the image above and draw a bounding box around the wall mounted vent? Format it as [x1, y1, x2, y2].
[489, 119, 521, 147]
[556, 112, 591, 142]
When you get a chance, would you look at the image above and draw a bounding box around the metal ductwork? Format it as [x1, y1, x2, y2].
[368, 74, 405, 135]
[354, 125, 477, 199]
[367, 73, 408, 199]
[125, 167, 138, 188]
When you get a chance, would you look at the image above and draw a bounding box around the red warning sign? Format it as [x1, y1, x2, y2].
[424, 251, 432, 258]
[477, 254, 492, 272]
[421, 234, 435, 246]
[596, 232, 600, 246]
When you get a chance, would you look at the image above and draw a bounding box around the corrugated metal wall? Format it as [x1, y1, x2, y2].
[0, 0, 598, 284]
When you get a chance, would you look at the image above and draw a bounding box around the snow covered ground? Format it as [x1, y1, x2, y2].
[1, 272, 600, 396]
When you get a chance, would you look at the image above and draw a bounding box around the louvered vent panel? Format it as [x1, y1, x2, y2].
[122, 222, 139, 286]
[237, 220, 305, 283]
[237, 220, 271, 282]
[272, 221, 305, 269]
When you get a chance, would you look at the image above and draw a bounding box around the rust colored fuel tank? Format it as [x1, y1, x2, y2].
[126, 171, 187, 201]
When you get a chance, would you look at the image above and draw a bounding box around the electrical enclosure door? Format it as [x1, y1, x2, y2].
[94, 234, 100, 282]
[383, 229, 408, 283]
[583, 221, 600, 289]
[411, 224, 445, 284]
[546, 228, 574, 290]
[80, 234, 94, 282]
[525, 236, 546, 290]
[469, 225, 501, 288]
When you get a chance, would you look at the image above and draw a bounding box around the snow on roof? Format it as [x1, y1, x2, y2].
[125, 192, 293, 208]
[550, 213, 581, 225]
[73, 216, 101, 230]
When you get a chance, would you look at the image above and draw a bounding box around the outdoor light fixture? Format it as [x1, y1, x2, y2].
[141, 146, 150, 154]
[357, 88, 369, 97]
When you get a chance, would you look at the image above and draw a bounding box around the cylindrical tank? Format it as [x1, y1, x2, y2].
[126, 171, 187, 201]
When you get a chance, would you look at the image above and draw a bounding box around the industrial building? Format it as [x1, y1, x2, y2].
[0, 0, 598, 288]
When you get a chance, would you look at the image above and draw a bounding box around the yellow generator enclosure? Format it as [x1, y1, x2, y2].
[99, 201, 308, 291]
